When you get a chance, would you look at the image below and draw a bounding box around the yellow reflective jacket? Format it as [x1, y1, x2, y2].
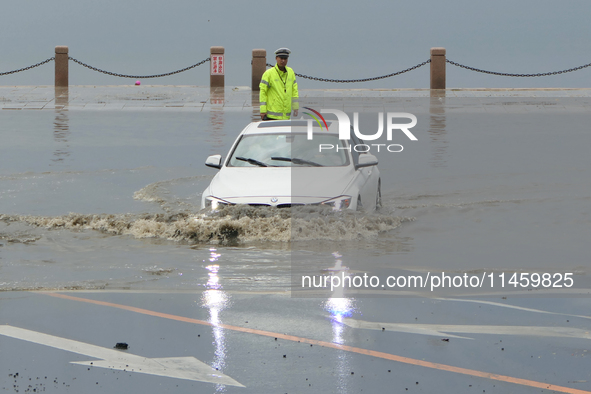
[259, 65, 299, 120]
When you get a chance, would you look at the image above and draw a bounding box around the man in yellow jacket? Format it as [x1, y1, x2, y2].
[260, 48, 299, 120]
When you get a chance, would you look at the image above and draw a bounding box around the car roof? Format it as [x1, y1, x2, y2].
[241, 120, 337, 135]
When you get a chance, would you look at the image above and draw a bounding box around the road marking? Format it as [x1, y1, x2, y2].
[436, 297, 591, 320]
[43, 292, 591, 394]
[341, 318, 591, 340]
[0, 325, 244, 387]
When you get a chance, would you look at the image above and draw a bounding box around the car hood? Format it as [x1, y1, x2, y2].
[209, 166, 354, 199]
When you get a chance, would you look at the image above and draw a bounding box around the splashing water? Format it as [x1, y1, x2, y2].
[0, 206, 412, 245]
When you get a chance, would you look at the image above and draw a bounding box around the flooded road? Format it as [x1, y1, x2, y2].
[1, 90, 590, 393]
[1, 97, 589, 293]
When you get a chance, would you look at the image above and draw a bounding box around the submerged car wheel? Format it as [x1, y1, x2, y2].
[376, 180, 382, 210]
[356, 195, 363, 211]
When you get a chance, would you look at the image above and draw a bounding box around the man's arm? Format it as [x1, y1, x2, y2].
[292, 74, 299, 117]
[259, 72, 270, 120]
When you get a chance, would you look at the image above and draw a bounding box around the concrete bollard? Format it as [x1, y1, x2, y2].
[430, 47, 446, 90]
[210, 46, 225, 88]
[252, 49, 267, 91]
[55, 46, 69, 88]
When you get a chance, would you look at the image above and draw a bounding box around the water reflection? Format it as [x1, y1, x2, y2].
[251, 92, 261, 122]
[323, 251, 355, 394]
[52, 88, 70, 164]
[429, 90, 448, 167]
[323, 252, 355, 342]
[201, 247, 230, 393]
[208, 88, 227, 153]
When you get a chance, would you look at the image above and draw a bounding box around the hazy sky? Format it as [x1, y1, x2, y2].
[2, 0, 590, 88]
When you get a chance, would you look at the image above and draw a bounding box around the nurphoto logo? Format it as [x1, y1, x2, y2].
[303, 107, 418, 153]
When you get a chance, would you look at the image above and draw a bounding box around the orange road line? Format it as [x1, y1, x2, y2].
[44, 292, 590, 394]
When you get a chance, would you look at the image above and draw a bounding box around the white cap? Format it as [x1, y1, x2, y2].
[274, 48, 291, 58]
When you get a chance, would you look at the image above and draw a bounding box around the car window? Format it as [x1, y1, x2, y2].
[227, 133, 350, 167]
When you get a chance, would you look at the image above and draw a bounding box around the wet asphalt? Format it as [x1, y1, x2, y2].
[1, 86, 590, 394]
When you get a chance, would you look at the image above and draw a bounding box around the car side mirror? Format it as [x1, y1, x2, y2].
[205, 154, 223, 169]
[355, 154, 378, 170]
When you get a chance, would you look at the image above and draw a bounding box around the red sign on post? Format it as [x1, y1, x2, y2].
[211, 55, 224, 75]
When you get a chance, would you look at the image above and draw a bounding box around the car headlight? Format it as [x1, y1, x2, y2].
[320, 195, 352, 211]
[204, 196, 232, 210]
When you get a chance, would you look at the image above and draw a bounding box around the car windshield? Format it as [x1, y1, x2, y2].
[228, 133, 349, 167]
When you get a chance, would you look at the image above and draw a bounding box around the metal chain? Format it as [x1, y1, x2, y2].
[5, 55, 590, 81]
[0, 57, 55, 76]
[266, 60, 431, 83]
[446, 59, 591, 77]
[68, 57, 210, 79]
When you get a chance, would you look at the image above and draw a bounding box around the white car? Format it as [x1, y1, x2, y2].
[201, 120, 381, 211]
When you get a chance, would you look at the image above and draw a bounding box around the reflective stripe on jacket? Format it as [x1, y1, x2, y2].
[259, 65, 299, 120]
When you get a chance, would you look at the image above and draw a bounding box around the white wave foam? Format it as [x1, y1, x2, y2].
[1, 207, 411, 244]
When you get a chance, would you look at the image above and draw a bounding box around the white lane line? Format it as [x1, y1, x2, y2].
[0, 325, 244, 387]
[341, 319, 591, 340]
[435, 298, 591, 320]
